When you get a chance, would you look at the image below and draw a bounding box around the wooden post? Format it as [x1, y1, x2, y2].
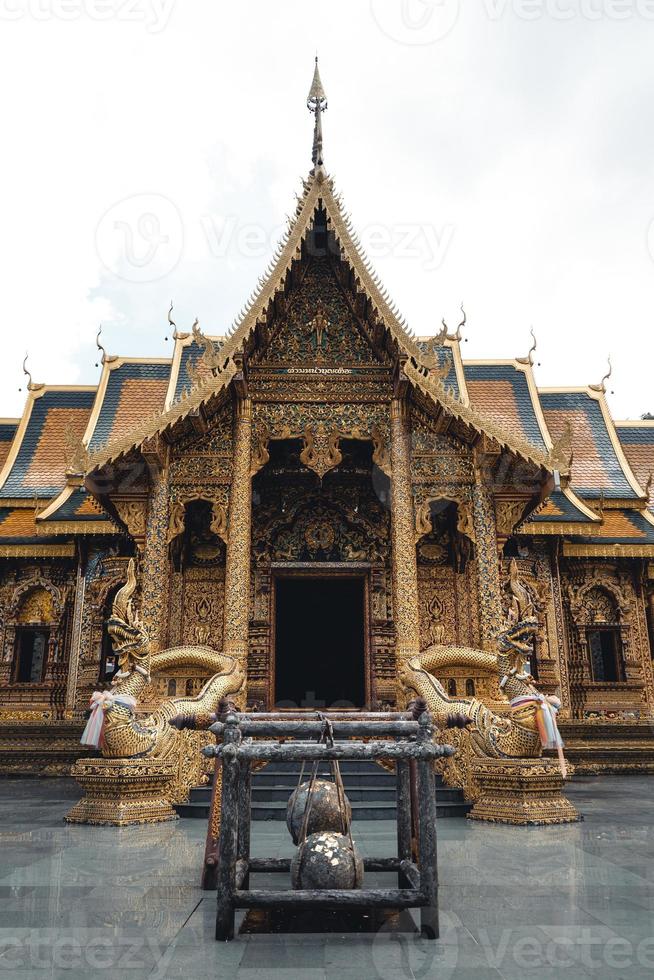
[209, 719, 421, 739]
[201, 759, 222, 891]
[396, 760, 412, 889]
[236, 760, 251, 890]
[416, 713, 439, 940]
[215, 715, 240, 941]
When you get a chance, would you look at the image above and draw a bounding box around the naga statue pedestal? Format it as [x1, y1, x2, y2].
[65, 757, 178, 826]
[468, 757, 580, 826]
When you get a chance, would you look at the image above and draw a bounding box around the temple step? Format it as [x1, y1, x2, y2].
[175, 759, 472, 820]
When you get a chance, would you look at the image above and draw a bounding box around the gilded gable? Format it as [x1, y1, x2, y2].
[254, 256, 383, 368]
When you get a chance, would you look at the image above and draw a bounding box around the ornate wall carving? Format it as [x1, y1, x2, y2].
[472, 482, 504, 649]
[248, 436, 395, 707]
[562, 560, 654, 720]
[223, 397, 253, 683]
[389, 399, 421, 664]
[140, 471, 171, 652]
[169, 404, 233, 488]
[0, 564, 76, 720]
[252, 256, 385, 368]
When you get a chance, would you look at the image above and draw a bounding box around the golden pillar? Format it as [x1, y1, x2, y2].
[389, 398, 421, 664]
[471, 480, 504, 650]
[141, 472, 171, 650]
[223, 397, 253, 683]
[64, 561, 86, 716]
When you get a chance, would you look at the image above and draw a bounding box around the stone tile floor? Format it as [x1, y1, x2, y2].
[0, 776, 653, 978]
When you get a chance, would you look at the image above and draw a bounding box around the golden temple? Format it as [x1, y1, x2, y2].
[1, 61, 653, 820]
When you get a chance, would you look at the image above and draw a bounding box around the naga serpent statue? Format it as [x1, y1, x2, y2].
[81, 559, 245, 761]
[399, 559, 566, 797]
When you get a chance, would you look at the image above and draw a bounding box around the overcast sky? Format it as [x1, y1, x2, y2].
[0, 1, 652, 421]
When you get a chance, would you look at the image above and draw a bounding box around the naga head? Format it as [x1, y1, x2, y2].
[497, 559, 539, 661]
[107, 559, 151, 680]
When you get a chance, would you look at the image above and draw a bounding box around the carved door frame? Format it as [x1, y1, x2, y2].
[269, 564, 372, 710]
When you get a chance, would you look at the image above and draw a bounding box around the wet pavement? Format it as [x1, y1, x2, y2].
[0, 775, 653, 978]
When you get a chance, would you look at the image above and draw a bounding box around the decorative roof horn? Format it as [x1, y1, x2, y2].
[20, 354, 44, 393]
[590, 356, 613, 394]
[517, 328, 538, 367]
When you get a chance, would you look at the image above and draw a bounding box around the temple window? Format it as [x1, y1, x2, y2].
[579, 586, 626, 683]
[12, 587, 55, 684]
[588, 628, 625, 683]
[167, 679, 177, 696]
[13, 629, 48, 683]
[447, 678, 457, 697]
[465, 678, 475, 697]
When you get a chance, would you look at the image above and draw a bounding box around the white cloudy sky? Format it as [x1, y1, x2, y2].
[0, 1, 652, 420]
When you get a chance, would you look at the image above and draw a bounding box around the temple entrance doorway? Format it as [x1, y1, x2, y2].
[274, 575, 366, 709]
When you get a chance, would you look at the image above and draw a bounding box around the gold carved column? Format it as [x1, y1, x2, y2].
[223, 397, 253, 687]
[471, 479, 504, 650]
[141, 472, 171, 651]
[64, 561, 86, 715]
[389, 398, 421, 664]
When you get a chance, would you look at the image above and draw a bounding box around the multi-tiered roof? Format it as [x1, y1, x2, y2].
[1, 62, 651, 558]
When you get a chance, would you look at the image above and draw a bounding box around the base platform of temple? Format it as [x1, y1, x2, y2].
[1, 774, 652, 979]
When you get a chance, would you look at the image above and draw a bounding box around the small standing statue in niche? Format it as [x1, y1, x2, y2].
[307, 301, 330, 358]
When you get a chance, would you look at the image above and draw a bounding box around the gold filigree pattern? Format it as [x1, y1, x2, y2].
[299, 423, 342, 478]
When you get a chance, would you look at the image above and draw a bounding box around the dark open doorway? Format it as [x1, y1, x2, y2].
[274, 576, 366, 709]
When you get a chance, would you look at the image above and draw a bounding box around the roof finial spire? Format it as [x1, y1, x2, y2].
[22, 354, 33, 390]
[591, 356, 613, 393]
[517, 327, 538, 366]
[307, 56, 328, 173]
[20, 354, 43, 393]
[167, 301, 180, 341]
[95, 325, 107, 366]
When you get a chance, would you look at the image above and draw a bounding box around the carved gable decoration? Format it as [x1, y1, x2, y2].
[9, 576, 65, 622]
[253, 485, 391, 565]
[16, 586, 56, 625]
[254, 257, 382, 367]
[567, 575, 630, 625]
[300, 424, 342, 479]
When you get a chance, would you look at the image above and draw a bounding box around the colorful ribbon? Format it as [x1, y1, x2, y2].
[80, 691, 137, 749]
[510, 693, 567, 779]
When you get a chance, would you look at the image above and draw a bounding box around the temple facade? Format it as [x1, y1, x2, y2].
[1, 65, 654, 781]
